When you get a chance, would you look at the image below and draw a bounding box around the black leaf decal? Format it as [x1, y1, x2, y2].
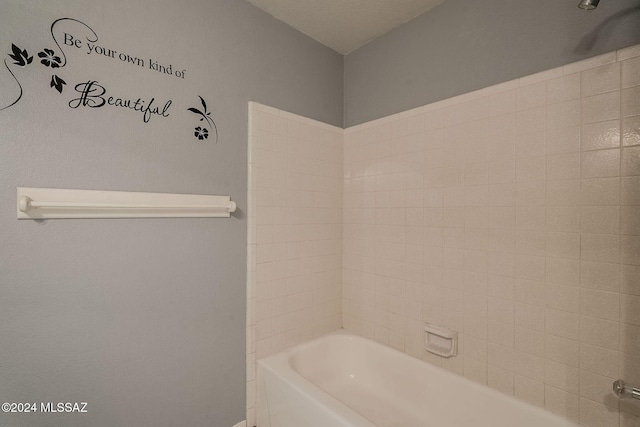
[50, 75, 66, 93]
[8, 43, 33, 67]
[188, 96, 217, 143]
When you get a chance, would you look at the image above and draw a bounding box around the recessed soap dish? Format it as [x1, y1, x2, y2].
[425, 324, 458, 358]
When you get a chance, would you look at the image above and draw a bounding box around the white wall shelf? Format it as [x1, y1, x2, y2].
[17, 187, 236, 219]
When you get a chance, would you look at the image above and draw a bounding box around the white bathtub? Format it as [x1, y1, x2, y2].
[257, 331, 580, 427]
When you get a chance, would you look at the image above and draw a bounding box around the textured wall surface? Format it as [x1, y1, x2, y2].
[343, 45, 640, 427]
[344, 0, 640, 126]
[0, 1, 342, 426]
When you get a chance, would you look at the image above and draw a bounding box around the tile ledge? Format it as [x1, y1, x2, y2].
[618, 43, 640, 61]
[563, 51, 617, 75]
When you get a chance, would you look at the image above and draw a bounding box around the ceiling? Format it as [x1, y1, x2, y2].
[246, 0, 445, 54]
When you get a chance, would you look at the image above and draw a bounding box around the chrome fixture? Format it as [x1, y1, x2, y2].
[613, 380, 640, 400]
[578, 0, 600, 10]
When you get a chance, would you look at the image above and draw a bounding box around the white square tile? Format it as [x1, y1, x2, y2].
[464, 162, 489, 186]
[545, 335, 580, 367]
[516, 156, 546, 182]
[517, 81, 547, 111]
[547, 100, 581, 130]
[545, 232, 580, 260]
[545, 284, 580, 314]
[516, 207, 545, 230]
[621, 294, 640, 326]
[545, 386, 580, 421]
[547, 152, 581, 180]
[545, 359, 580, 392]
[581, 177, 620, 206]
[580, 370, 618, 406]
[563, 51, 617, 75]
[488, 89, 517, 116]
[622, 235, 640, 266]
[623, 146, 640, 176]
[580, 343, 620, 378]
[488, 342, 515, 372]
[488, 275, 515, 300]
[581, 206, 620, 234]
[488, 207, 516, 229]
[581, 62, 621, 97]
[621, 323, 640, 356]
[579, 397, 620, 426]
[488, 183, 516, 207]
[514, 375, 545, 407]
[580, 316, 619, 350]
[546, 257, 580, 287]
[516, 131, 546, 158]
[620, 265, 640, 295]
[622, 206, 640, 235]
[514, 349, 545, 379]
[514, 279, 546, 308]
[582, 120, 621, 151]
[488, 365, 515, 395]
[581, 148, 621, 178]
[546, 205, 580, 232]
[623, 86, 640, 118]
[581, 234, 620, 263]
[515, 254, 546, 281]
[517, 107, 546, 134]
[622, 56, 640, 89]
[622, 176, 640, 205]
[463, 357, 488, 385]
[516, 181, 545, 206]
[582, 91, 621, 125]
[620, 410, 640, 427]
[547, 126, 581, 154]
[545, 309, 580, 339]
[488, 156, 516, 184]
[546, 180, 581, 206]
[547, 73, 581, 104]
[623, 116, 640, 147]
[581, 261, 621, 293]
[618, 44, 640, 61]
[580, 289, 620, 321]
[620, 352, 640, 387]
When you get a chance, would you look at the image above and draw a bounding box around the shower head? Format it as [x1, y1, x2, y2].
[578, 0, 600, 10]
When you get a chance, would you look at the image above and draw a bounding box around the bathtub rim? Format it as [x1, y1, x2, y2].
[257, 329, 581, 427]
[258, 331, 378, 426]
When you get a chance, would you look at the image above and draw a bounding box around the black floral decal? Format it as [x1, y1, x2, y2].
[194, 126, 208, 140]
[38, 48, 61, 68]
[50, 75, 66, 93]
[2, 19, 100, 111]
[8, 44, 33, 67]
[3, 18, 207, 135]
[188, 96, 217, 142]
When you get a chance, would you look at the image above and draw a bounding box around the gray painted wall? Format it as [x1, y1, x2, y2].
[0, 1, 342, 426]
[344, 0, 640, 126]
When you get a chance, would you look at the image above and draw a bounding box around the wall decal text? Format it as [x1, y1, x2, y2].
[1, 18, 217, 142]
[69, 80, 172, 123]
[63, 32, 187, 79]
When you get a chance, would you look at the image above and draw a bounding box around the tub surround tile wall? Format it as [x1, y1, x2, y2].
[248, 44, 640, 427]
[342, 45, 640, 427]
[247, 102, 343, 426]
